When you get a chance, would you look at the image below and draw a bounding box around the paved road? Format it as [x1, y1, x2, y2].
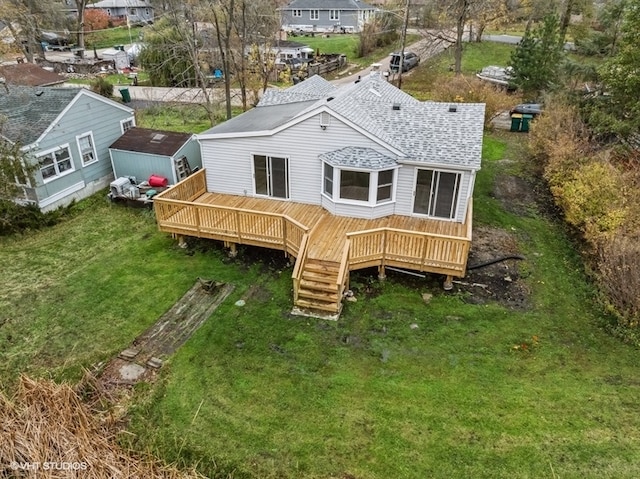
[482, 33, 575, 51]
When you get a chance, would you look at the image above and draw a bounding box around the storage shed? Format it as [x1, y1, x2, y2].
[109, 127, 202, 185]
[101, 47, 130, 70]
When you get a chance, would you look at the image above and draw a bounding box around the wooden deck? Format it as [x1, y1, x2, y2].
[154, 170, 472, 317]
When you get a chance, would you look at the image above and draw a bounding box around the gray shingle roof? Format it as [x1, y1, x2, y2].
[0, 85, 81, 146]
[201, 73, 485, 170]
[201, 100, 318, 135]
[319, 147, 397, 169]
[282, 0, 375, 10]
[258, 75, 337, 107]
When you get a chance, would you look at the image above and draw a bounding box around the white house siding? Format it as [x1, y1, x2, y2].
[331, 200, 395, 219]
[33, 93, 133, 208]
[201, 113, 394, 206]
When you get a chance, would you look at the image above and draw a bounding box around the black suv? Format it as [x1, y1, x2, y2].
[389, 52, 420, 73]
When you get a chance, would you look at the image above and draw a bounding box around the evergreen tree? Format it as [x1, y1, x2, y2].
[508, 14, 564, 99]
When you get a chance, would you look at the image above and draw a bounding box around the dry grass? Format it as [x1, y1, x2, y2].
[0, 375, 206, 479]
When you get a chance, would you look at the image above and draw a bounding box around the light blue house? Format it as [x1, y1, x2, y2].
[0, 85, 135, 211]
[280, 0, 377, 33]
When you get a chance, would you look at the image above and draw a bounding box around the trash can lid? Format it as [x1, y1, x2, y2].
[511, 113, 523, 118]
[146, 189, 158, 198]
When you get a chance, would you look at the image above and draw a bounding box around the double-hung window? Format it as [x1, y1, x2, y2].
[38, 145, 74, 182]
[310, 9, 319, 20]
[330, 10, 340, 21]
[292, 9, 301, 17]
[77, 132, 98, 166]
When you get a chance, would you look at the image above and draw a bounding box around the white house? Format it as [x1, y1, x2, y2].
[154, 72, 485, 317]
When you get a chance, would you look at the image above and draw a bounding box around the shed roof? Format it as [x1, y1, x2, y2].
[0, 63, 65, 87]
[86, 0, 152, 8]
[109, 127, 192, 156]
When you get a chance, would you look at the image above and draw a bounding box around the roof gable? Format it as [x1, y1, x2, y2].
[109, 127, 193, 156]
[0, 86, 134, 147]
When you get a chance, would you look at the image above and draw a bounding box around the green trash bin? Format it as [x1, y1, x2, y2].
[520, 114, 534, 132]
[119, 88, 131, 103]
[510, 113, 523, 132]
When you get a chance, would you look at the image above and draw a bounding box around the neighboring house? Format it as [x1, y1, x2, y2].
[109, 127, 202, 185]
[280, 0, 378, 33]
[0, 86, 135, 211]
[85, 0, 154, 26]
[154, 72, 485, 317]
[271, 40, 315, 65]
[0, 63, 65, 87]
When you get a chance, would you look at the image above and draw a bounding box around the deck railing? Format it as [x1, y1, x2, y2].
[346, 226, 471, 276]
[291, 233, 310, 302]
[154, 171, 310, 258]
[336, 239, 351, 297]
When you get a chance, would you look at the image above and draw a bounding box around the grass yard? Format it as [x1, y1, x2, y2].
[299, 33, 420, 68]
[2, 131, 635, 478]
[115, 133, 640, 479]
[85, 26, 145, 49]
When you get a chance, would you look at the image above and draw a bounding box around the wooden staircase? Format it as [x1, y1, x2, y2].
[294, 258, 343, 316]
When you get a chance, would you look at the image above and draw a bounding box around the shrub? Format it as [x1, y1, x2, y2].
[552, 159, 628, 239]
[596, 235, 640, 330]
[90, 77, 114, 98]
[427, 76, 514, 128]
[0, 200, 62, 236]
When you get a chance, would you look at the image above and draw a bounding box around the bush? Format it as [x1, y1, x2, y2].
[90, 77, 114, 98]
[0, 200, 62, 236]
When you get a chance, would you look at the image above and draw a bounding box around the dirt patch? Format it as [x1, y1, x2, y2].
[98, 280, 234, 394]
[460, 226, 530, 309]
[493, 171, 538, 217]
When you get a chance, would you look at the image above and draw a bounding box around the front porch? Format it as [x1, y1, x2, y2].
[153, 169, 472, 317]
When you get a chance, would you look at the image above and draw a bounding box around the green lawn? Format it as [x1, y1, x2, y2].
[2, 131, 637, 478]
[298, 33, 420, 68]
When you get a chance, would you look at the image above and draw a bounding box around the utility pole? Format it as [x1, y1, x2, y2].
[397, 0, 410, 90]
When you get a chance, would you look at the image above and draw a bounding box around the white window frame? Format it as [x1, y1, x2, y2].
[322, 163, 396, 206]
[120, 117, 136, 133]
[37, 144, 75, 183]
[412, 168, 461, 220]
[323, 163, 334, 198]
[129, 7, 137, 14]
[330, 10, 340, 21]
[76, 132, 98, 166]
[292, 9, 301, 17]
[252, 154, 290, 199]
[310, 9, 319, 21]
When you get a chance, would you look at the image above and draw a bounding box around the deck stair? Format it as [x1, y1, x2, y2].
[295, 258, 343, 315]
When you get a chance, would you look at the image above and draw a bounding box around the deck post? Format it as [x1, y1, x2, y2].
[443, 275, 453, 291]
[228, 243, 238, 257]
[378, 265, 386, 281]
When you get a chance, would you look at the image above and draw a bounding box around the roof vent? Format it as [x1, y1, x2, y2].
[150, 133, 167, 143]
[35, 90, 44, 96]
[327, 96, 334, 102]
[448, 105, 457, 113]
[392, 103, 401, 111]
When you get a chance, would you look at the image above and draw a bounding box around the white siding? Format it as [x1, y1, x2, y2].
[201, 113, 394, 205]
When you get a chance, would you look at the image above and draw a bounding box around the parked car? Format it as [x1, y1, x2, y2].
[389, 51, 420, 73]
[510, 103, 543, 116]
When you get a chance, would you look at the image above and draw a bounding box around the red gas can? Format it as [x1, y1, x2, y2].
[148, 174, 168, 187]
